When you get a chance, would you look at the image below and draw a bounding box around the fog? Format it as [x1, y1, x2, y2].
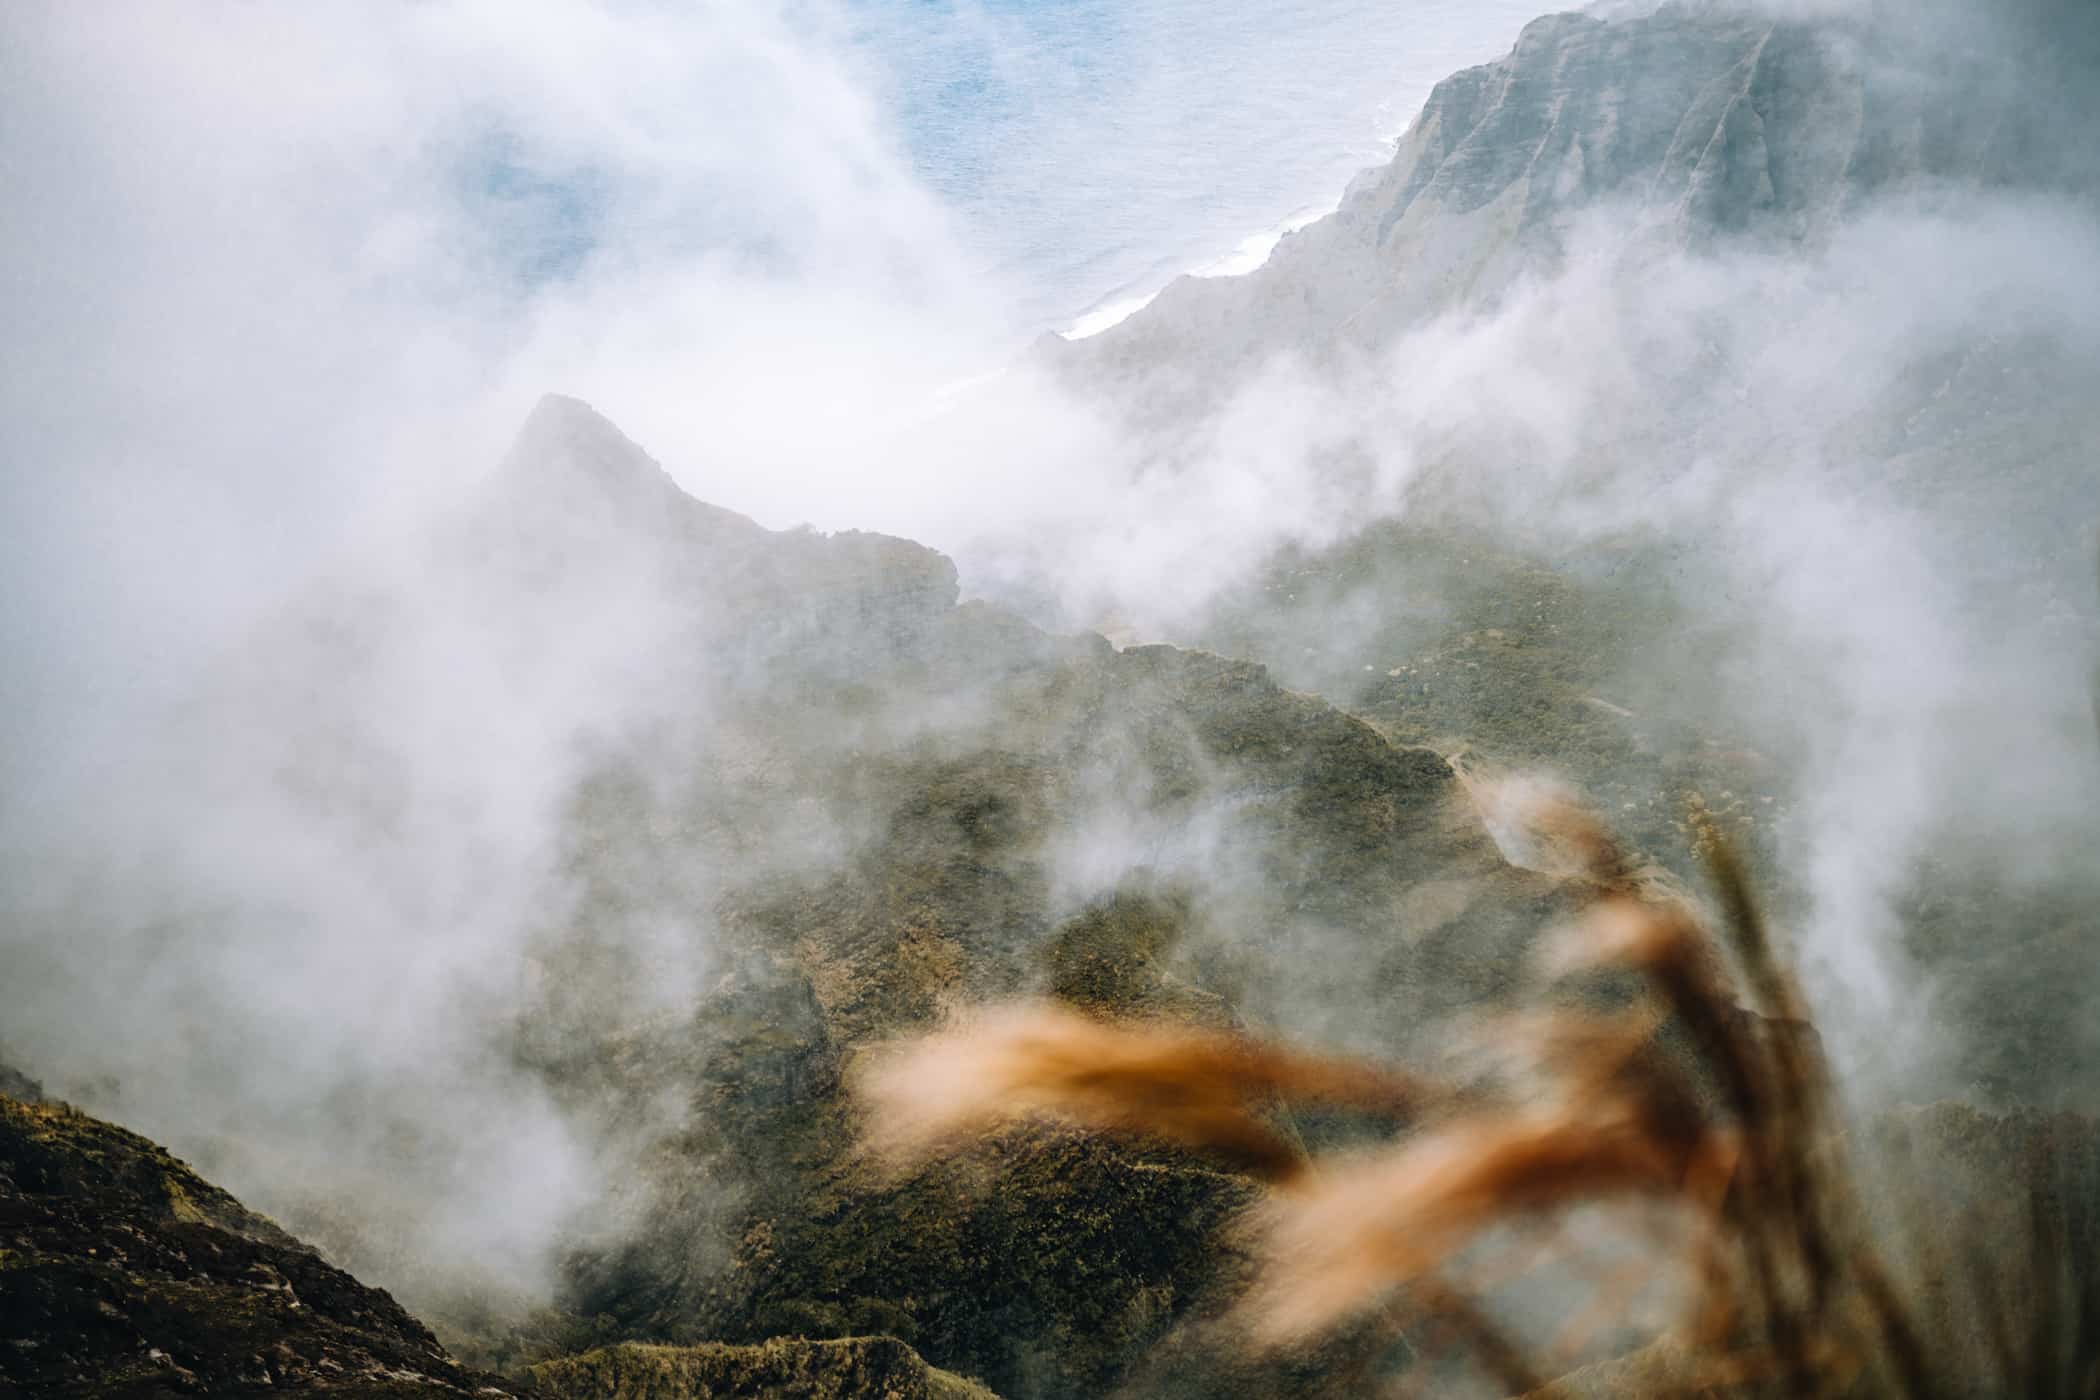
[3, 0, 2097, 1343]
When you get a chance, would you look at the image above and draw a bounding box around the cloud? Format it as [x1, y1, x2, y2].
[3, 0, 2096, 1339]
[0, 0, 1004, 1319]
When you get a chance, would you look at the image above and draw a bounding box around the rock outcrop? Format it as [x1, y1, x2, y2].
[0, 1089, 1013, 1398]
[0, 1092, 520, 1396]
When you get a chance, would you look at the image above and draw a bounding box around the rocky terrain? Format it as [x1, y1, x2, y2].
[5, 384, 2091, 1397]
[0, 1075, 995, 1396]
[0, 1088, 519, 1396]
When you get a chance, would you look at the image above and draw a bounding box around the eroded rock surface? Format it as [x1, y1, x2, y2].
[0, 1092, 518, 1397]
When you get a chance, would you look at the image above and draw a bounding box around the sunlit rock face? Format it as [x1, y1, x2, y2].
[1061, 0, 2100, 381]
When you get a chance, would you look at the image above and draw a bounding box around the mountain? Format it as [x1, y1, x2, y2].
[17, 391, 1737, 1394]
[10, 1, 2100, 1396]
[1057, 0, 2100, 388]
[10, 310, 2097, 1399]
[470, 397, 1583, 1397]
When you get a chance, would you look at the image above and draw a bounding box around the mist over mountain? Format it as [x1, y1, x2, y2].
[1020, 0, 2100, 1101]
[4, 2, 2099, 1397]
[1060, 0, 2100, 373]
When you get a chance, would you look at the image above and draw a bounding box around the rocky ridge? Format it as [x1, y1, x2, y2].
[0, 1090, 520, 1396]
[523, 1338, 998, 1400]
[473, 399, 1576, 1397]
[2, 397, 1591, 1397]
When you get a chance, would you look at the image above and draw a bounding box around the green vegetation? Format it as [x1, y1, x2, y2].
[525, 1337, 1000, 1399]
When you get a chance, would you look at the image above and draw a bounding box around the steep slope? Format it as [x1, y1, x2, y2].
[1060, 0, 2100, 387]
[0, 1087, 1007, 1398]
[0, 1091, 520, 1397]
[8, 395, 1584, 1398]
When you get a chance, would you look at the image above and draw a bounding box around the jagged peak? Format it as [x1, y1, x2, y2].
[501, 392, 683, 502]
[486, 394, 962, 616]
[492, 393, 778, 552]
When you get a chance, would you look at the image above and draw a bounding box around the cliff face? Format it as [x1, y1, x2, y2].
[1062, 0, 2100, 382]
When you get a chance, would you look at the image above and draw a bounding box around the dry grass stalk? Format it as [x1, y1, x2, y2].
[854, 1003, 1425, 1183]
[854, 783, 2085, 1397]
[1239, 1095, 1738, 1350]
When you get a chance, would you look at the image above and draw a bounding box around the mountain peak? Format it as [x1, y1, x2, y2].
[501, 392, 683, 505]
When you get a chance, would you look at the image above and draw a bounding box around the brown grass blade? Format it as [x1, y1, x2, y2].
[853, 1002, 1426, 1182]
[1238, 1094, 1738, 1350]
[848, 782, 2084, 1399]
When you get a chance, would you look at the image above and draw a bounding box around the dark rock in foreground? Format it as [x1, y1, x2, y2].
[0, 1091, 1008, 1399]
[0, 1092, 519, 1397]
